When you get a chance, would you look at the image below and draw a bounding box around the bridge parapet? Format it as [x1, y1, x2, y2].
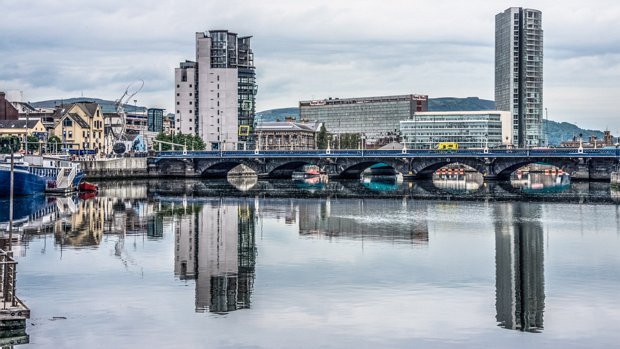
[150, 148, 620, 180]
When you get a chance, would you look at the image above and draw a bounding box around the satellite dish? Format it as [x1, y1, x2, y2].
[113, 142, 126, 154]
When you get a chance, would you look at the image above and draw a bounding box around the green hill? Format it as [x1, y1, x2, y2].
[31, 97, 146, 113]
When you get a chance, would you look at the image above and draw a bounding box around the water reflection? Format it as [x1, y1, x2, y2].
[432, 172, 484, 193]
[293, 176, 328, 193]
[494, 203, 545, 332]
[296, 198, 428, 244]
[227, 176, 258, 192]
[360, 173, 403, 192]
[511, 172, 570, 194]
[169, 199, 257, 313]
[611, 187, 620, 204]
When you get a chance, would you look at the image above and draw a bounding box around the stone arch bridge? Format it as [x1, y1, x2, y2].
[148, 148, 620, 180]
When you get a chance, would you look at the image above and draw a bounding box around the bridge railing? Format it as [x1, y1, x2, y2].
[153, 147, 620, 159]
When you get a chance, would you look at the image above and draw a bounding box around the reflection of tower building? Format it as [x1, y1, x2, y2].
[495, 203, 545, 332]
[174, 199, 257, 313]
[174, 207, 198, 280]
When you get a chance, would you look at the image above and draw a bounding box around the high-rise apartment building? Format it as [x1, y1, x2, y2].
[495, 7, 543, 147]
[175, 30, 257, 150]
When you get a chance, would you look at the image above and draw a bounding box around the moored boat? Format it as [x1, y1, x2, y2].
[0, 154, 83, 196]
[78, 181, 98, 192]
[292, 164, 324, 180]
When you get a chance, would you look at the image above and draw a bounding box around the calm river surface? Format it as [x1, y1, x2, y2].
[3, 176, 620, 348]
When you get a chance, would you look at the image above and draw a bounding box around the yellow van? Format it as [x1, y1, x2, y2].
[436, 142, 458, 150]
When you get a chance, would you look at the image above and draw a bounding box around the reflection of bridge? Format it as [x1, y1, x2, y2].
[149, 148, 620, 180]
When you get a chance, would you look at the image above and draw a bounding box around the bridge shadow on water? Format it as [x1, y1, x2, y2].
[141, 175, 618, 204]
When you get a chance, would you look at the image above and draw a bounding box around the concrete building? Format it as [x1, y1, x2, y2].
[400, 111, 512, 149]
[175, 30, 257, 150]
[495, 7, 544, 147]
[299, 94, 428, 147]
[255, 120, 322, 150]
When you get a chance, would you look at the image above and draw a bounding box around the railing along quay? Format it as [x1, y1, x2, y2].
[0, 248, 30, 345]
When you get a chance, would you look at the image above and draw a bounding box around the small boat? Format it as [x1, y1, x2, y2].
[78, 181, 98, 192]
[292, 164, 324, 180]
[0, 154, 83, 196]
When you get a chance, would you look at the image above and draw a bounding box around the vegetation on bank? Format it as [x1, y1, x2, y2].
[155, 132, 206, 151]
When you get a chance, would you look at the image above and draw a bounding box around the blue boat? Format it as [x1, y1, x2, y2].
[0, 154, 83, 196]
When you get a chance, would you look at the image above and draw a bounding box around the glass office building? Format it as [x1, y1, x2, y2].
[147, 108, 164, 133]
[299, 94, 427, 146]
[400, 111, 512, 149]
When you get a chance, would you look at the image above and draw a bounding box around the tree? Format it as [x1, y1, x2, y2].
[316, 125, 328, 149]
[47, 135, 61, 153]
[0, 136, 20, 154]
[338, 133, 361, 149]
[155, 132, 206, 151]
[27, 135, 40, 153]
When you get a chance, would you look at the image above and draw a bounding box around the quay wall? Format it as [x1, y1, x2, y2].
[78, 157, 148, 179]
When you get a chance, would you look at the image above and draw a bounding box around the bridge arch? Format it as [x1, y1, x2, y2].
[492, 158, 579, 179]
[411, 158, 488, 179]
[268, 161, 313, 178]
[197, 160, 260, 178]
[157, 158, 191, 176]
[338, 159, 406, 179]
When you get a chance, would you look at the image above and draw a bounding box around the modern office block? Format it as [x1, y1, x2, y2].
[299, 94, 427, 146]
[400, 111, 512, 149]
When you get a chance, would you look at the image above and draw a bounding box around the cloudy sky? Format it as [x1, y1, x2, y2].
[1, 0, 619, 130]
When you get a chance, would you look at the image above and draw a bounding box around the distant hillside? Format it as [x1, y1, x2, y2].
[428, 97, 496, 111]
[545, 120, 604, 146]
[31, 97, 146, 114]
[255, 107, 298, 122]
[257, 97, 607, 146]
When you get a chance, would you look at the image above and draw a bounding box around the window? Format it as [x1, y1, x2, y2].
[189, 110, 192, 114]
[177, 101, 180, 105]
[176, 110, 180, 114]
[63, 119, 73, 127]
[176, 93, 180, 96]
[189, 101, 192, 105]
[189, 92, 192, 96]
[177, 84, 180, 88]
[189, 84, 192, 88]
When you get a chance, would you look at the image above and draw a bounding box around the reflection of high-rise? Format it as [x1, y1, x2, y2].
[298, 198, 429, 244]
[174, 199, 256, 313]
[495, 203, 545, 332]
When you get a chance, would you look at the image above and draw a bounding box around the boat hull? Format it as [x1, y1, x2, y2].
[0, 168, 49, 196]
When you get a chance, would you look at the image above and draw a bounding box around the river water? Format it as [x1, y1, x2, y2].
[2, 175, 620, 348]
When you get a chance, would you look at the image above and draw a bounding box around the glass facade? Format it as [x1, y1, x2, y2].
[299, 95, 427, 146]
[495, 7, 543, 147]
[400, 111, 510, 149]
[147, 108, 164, 133]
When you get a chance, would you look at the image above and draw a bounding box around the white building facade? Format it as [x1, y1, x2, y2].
[175, 30, 257, 150]
[400, 111, 513, 149]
